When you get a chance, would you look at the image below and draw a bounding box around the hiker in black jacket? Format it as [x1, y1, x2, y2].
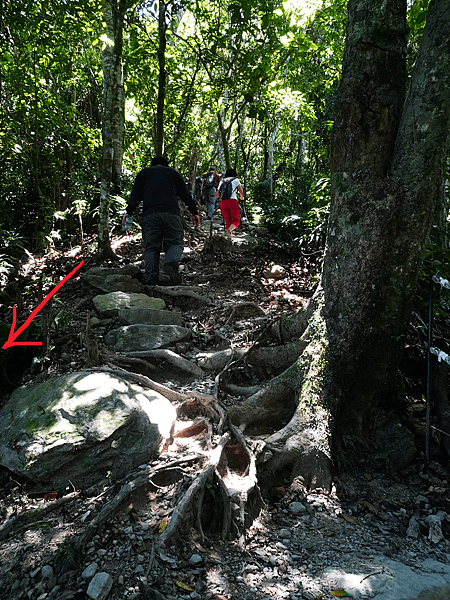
[123, 156, 200, 285]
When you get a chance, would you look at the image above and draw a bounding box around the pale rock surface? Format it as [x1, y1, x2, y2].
[93, 291, 165, 318]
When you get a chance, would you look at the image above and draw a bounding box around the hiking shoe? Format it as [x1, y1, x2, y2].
[165, 264, 181, 285]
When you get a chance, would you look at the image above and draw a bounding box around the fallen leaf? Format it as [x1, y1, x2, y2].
[159, 517, 168, 533]
[361, 500, 378, 514]
[341, 513, 359, 524]
[173, 580, 193, 591]
[331, 590, 351, 597]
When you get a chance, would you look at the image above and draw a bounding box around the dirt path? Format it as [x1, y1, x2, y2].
[1, 222, 450, 600]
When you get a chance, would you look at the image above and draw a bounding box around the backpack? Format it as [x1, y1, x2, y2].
[204, 171, 216, 189]
[219, 177, 236, 200]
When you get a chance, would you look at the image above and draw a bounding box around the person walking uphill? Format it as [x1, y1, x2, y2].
[122, 156, 200, 285]
[218, 168, 244, 236]
[201, 166, 220, 219]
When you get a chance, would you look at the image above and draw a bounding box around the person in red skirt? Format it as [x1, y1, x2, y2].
[218, 168, 244, 236]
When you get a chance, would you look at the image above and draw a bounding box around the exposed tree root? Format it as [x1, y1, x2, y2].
[222, 383, 261, 397]
[261, 290, 320, 345]
[95, 364, 186, 402]
[123, 349, 204, 377]
[159, 427, 264, 548]
[110, 354, 158, 378]
[225, 302, 265, 325]
[73, 456, 203, 552]
[177, 394, 225, 426]
[256, 412, 333, 493]
[228, 373, 299, 434]
[149, 285, 211, 305]
[199, 332, 307, 383]
[0, 492, 80, 541]
[228, 289, 334, 492]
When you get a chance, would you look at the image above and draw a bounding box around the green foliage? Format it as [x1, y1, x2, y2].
[406, 0, 430, 74]
[0, 0, 429, 255]
[0, 0, 102, 249]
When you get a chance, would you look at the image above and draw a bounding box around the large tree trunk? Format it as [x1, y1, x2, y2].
[98, 0, 128, 259]
[230, 0, 450, 491]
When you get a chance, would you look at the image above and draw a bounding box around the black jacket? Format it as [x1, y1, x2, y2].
[126, 165, 198, 217]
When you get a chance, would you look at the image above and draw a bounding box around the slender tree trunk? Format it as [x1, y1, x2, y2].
[155, 0, 166, 156]
[188, 145, 197, 194]
[262, 121, 268, 180]
[98, 0, 128, 259]
[217, 108, 231, 169]
[267, 120, 279, 199]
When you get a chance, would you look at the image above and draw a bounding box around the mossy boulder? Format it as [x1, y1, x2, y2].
[0, 371, 176, 488]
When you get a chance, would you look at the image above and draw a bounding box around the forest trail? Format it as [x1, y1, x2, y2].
[1, 217, 450, 600]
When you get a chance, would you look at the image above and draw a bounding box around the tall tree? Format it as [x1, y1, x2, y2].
[98, 0, 130, 258]
[155, 0, 167, 156]
[228, 0, 450, 490]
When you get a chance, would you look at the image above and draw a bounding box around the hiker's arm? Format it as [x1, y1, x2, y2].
[126, 171, 144, 216]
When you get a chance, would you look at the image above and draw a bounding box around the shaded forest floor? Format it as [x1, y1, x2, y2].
[1, 220, 450, 600]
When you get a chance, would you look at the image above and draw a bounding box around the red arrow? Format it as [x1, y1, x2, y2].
[2, 260, 84, 350]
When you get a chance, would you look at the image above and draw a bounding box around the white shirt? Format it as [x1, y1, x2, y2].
[219, 177, 241, 199]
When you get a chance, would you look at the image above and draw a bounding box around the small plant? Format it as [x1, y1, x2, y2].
[206, 483, 216, 498]
[58, 540, 83, 567]
[51, 309, 73, 334]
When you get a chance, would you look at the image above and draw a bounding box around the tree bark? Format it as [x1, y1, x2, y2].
[98, 0, 128, 259]
[217, 107, 232, 169]
[230, 0, 450, 490]
[155, 0, 166, 156]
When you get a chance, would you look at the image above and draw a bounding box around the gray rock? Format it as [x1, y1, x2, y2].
[232, 236, 266, 252]
[82, 563, 99, 579]
[427, 513, 446, 543]
[93, 291, 165, 318]
[412, 587, 450, 600]
[84, 266, 144, 293]
[248, 224, 269, 235]
[324, 557, 450, 600]
[40, 565, 53, 579]
[86, 265, 140, 278]
[406, 515, 420, 538]
[263, 264, 286, 279]
[104, 324, 191, 352]
[189, 554, 203, 566]
[87, 572, 113, 600]
[289, 502, 307, 515]
[118, 307, 182, 326]
[279, 528, 292, 539]
[88, 274, 144, 293]
[0, 371, 176, 487]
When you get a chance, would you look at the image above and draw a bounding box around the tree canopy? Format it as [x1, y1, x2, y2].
[0, 0, 352, 251]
